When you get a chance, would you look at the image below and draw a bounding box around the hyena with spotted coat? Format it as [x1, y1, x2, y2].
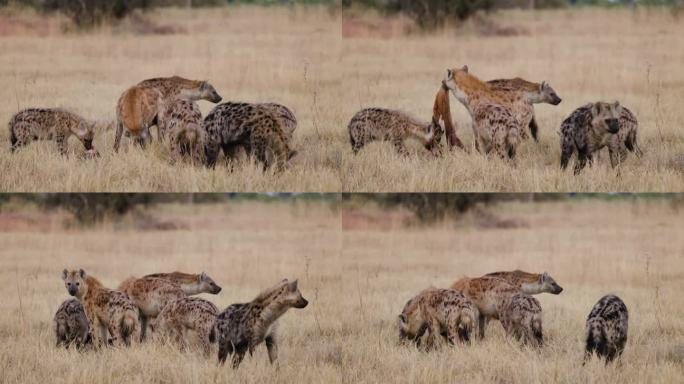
[486, 78, 562, 141]
[62, 269, 140, 347]
[483, 270, 563, 295]
[118, 276, 186, 341]
[499, 293, 544, 347]
[443, 66, 521, 163]
[584, 295, 628, 364]
[212, 279, 308, 368]
[151, 297, 218, 356]
[143, 271, 222, 296]
[202, 102, 295, 171]
[115, 76, 221, 152]
[53, 298, 91, 349]
[9, 108, 95, 155]
[560, 101, 627, 174]
[347, 108, 443, 156]
[158, 99, 206, 164]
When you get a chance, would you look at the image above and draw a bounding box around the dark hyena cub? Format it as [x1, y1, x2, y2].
[585, 295, 628, 364]
[53, 298, 91, 349]
[212, 279, 308, 368]
[499, 293, 544, 347]
[9, 108, 95, 155]
[560, 101, 625, 175]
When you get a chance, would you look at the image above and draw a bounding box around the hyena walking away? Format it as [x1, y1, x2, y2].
[212, 279, 308, 368]
[53, 298, 90, 349]
[585, 295, 628, 364]
[347, 108, 443, 156]
[152, 297, 218, 356]
[487, 78, 562, 141]
[398, 288, 479, 349]
[9, 108, 95, 155]
[499, 293, 544, 347]
[62, 269, 140, 347]
[483, 270, 563, 295]
[158, 99, 206, 164]
[115, 76, 221, 152]
[143, 271, 222, 296]
[202, 102, 295, 171]
[560, 101, 627, 175]
[118, 276, 186, 341]
[443, 66, 521, 163]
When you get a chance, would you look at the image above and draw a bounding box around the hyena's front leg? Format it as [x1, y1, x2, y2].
[392, 138, 409, 157]
[608, 142, 623, 169]
[478, 314, 487, 339]
[217, 340, 233, 365]
[574, 149, 590, 175]
[265, 334, 278, 365]
[231, 350, 246, 369]
[55, 133, 68, 156]
[114, 120, 124, 152]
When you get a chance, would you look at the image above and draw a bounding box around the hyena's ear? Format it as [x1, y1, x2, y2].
[288, 279, 299, 292]
[540, 81, 548, 91]
[62, 269, 68, 281]
[540, 272, 549, 282]
[590, 103, 601, 117]
[461, 65, 469, 73]
[78, 269, 86, 279]
[612, 101, 622, 113]
[199, 271, 208, 282]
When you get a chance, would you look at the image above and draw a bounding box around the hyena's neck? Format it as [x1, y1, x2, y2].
[252, 301, 289, 339]
[520, 281, 543, 294]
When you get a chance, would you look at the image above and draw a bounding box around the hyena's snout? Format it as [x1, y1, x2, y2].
[210, 283, 222, 294]
[67, 285, 78, 296]
[295, 297, 308, 308]
[551, 95, 562, 105]
[210, 92, 222, 103]
[607, 119, 620, 134]
[83, 139, 93, 150]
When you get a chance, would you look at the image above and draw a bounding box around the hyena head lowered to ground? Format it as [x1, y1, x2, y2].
[150, 297, 219, 356]
[143, 271, 222, 295]
[499, 292, 544, 348]
[484, 270, 563, 295]
[213, 279, 308, 368]
[53, 298, 91, 349]
[9, 108, 96, 155]
[585, 295, 628, 364]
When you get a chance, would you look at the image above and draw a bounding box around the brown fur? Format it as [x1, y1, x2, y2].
[9, 108, 95, 155]
[142, 271, 222, 296]
[500, 293, 544, 347]
[432, 82, 465, 150]
[151, 297, 219, 356]
[158, 98, 206, 164]
[62, 269, 140, 347]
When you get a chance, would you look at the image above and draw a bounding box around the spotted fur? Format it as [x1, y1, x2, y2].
[142, 271, 222, 296]
[483, 270, 563, 295]
[151, 297, 218, 356]
[9, 108, 95, 155]
[499, 293, 544, 347]
[158, 98, 206, 164]
[585, 295, 628, 364]
[53, 298, 91, 349]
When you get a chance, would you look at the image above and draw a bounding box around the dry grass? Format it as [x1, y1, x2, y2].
[340, 8, 684, 191]
[0, 6, 342, 192]
[1, 198, 683, 383]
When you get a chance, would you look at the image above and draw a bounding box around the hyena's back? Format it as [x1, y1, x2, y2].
[53, 298, 90, 348]
[585, 295, 628, 363]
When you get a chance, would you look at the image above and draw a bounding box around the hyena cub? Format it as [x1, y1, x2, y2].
[585, 295, 628, 364]
[347, 108, 443, 156]
[53, 298, 91, 349]
[118, 276, 186, 340]
[143, 271, 222, 296]
[151, 297, 218, 356]
[203, 102, 295, 171]
[9, 108, 95, 155]
[158, 99, 206, 164]
[62, 269, 140, 347]
[560, 101, 626, 175]
[212, 279, 308, 368]
[499, 293, 544, 347]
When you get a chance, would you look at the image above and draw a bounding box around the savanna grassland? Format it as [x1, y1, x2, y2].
[1, 198, 683, 383]
[0, 5, 342, 192]
[340, 8, 684, 191]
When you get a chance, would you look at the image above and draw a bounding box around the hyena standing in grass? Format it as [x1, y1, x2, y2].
[118, 276, 186, 341]
[560, 101, 628, 175]
[8, 108, 96, 155]
[483, 270, 563, 295]
[151, 297, 219, 356]
[62, 269, 140, 347]
[115, 76, 221, 152]
[143, 271, 222, 296]
[499, 293, 544, 347]
[53, 298, 91, 349]
[157, 99, 206, 164]
[347, 108, 444, 156]
[486, 78, 563, 141]
[442, 66, 522, 164]
[584, 295, 628, 364]
[212, 279, 308, 368]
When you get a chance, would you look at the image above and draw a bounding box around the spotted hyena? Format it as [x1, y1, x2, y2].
[142, 271, 222, 296]
[398, 288, 479, 350]
[212, 278, 308, 368]
[499, 292, 544, 347]
[443, 66, 521, 163]
[53, 298, 91, 349]
[560, 101, 627, 175]
[158, 98, 206, 164]
[487, 78, 562, 141]
[450, 276, 520, 339]
[347, 108, 443, 156]
[62, 269, 140, 347]
[483, 270, 563, 295]
[151, 297, 218, 356]
[9, 108, 95, 155]
[118, 276, 186, 341]
[584, 295, 628, 364]
[202, 102, 295, 171]
[115, 76, 221, 151]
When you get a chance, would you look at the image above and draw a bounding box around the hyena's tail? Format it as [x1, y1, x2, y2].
[625, 129, 643, 157]
[507, 126, 520, 159]
[531, 317, 543, 347]
[208, 321, 217, 344]
[121, 310, 139, 345]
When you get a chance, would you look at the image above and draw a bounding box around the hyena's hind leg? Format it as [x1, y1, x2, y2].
[529, 117, 539, 142]
[217, 340, 234, 365]
[392, 138, 409, 156]
[231, 350, 246, 369]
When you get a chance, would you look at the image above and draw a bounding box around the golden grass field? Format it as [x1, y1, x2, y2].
[0, 198, 683, 383]
[0, 6, 682, 192]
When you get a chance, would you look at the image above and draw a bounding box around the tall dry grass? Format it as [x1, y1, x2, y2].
[0, 199, 682, 383]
